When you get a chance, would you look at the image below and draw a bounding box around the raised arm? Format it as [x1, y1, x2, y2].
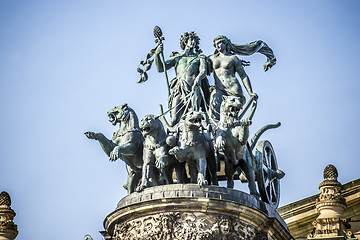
[235, 57, 256, 98]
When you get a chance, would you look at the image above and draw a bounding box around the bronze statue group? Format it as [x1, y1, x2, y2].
[85, 27, 284, 206]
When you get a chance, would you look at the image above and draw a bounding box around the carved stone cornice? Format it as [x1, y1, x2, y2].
[307, 218, 354, 239]
[102, 184, 292, 240]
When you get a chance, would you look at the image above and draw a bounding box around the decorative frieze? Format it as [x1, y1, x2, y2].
[112, 212, 261, 240]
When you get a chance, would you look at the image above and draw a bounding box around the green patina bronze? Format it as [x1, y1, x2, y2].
[86, 26, 285, 208]
[209, 35, 276, 121]
[168, 111, 218, 186]
[138, 114, 186, 191]
[85, 104, 143, 193]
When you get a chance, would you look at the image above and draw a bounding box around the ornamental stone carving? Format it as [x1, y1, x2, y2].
[102, 184, 291, 240]
[111, 212, 260, 240]
[307, 164, 356, 239]
[0, 192, 18, 240]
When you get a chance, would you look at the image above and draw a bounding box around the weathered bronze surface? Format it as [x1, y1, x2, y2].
[215, 95, 258, 195]
[85, 104, 143, 194]
[209, 35, 275, 121]
[168, 111, 218, 186]
[86, 26, 284, 208]
[138, 114, 186, 191]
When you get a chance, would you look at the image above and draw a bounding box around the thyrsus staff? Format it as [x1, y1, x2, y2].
[137, 26, 170, 96]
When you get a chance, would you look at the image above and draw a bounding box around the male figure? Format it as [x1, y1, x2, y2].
[209, 35, 276, 121]
[154, 32, 209, 126]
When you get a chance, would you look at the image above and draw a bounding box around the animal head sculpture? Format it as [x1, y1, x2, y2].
[220, 96, 243, 119]
[182, 111, 206, 130]
[107, 104, 131, 126]
[140, 114, 165, 138]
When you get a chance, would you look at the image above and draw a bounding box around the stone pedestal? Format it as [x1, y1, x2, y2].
[101, 184, 292, 240]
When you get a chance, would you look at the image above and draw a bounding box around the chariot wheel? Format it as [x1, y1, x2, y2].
[255, 140, 282, 209]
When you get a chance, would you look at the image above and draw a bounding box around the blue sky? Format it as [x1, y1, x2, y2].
[1, 1, 360, 239]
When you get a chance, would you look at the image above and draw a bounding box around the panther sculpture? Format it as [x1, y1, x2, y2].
[84, 104, 143, 193]
[169, 111, 218, 186]
[215, 96, 259, 196]
[138, 114, 186, 191]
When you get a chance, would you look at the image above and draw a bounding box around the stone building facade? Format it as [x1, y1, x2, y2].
[278, 165, 360, 240]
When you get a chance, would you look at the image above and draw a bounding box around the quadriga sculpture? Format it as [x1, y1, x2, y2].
[84, 104, 143, 194]
[168, 111, 218, 186]
[215, 96, 259, 195]
[138, 114, 186, 191]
